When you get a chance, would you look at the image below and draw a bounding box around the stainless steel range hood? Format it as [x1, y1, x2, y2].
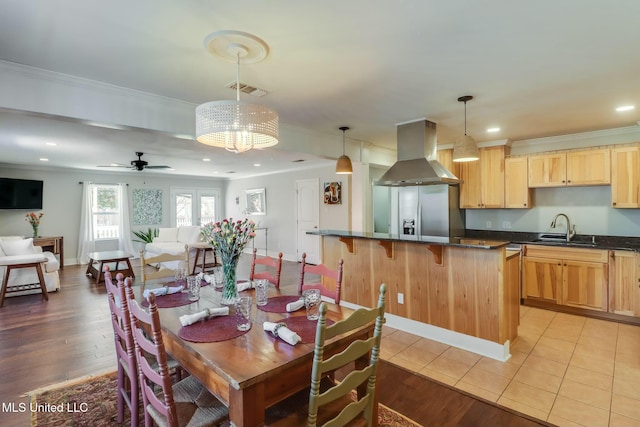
[377, 119, 459, 186]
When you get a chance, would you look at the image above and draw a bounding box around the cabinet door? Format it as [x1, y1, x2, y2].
[505, 157, 531, 208]
[561, 260, 607, 311]
[458, 160, 482, 208]
[611, 146, 640, 208]
[566, 148, 610, 186]
[528, 153, 566, 187]
[523, 256, 561, 302]
[480, 146, 505, 208]
[437, 148, 459, 179]
[609, 251, 640, 316]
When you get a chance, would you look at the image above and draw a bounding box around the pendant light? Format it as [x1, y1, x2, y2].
[195, 30, 279, 154]
[336, 126, 353, 174]
[453, 95, 480, 162]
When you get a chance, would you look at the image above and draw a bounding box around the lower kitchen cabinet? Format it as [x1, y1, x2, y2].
[523, 245, 608, 311]
[609, 250, 640, 316]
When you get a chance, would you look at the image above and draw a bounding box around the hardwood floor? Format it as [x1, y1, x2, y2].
[0, 255, 547, 426]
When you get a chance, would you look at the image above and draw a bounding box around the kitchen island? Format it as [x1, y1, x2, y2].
[309, 230, 519, 361]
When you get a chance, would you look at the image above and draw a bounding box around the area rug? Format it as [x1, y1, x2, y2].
[28, 371, 420, 427]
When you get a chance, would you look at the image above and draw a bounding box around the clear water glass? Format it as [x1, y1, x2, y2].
[187, 275, 200, 301]
[236, 296, 252, 331]
[303, 289, 321, 320]
[212, 266, 224, 291]
[255, 279, 269, 306]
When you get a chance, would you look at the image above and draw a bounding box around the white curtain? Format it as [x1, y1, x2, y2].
[118, 183, 137, 257]
[77, 181, 95, 264]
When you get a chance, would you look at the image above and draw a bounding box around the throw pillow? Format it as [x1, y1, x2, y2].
[156, 228, 179, 242]
[1, 238, 38, 256]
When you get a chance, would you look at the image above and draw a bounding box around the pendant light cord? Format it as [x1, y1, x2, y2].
[235, 52, 241, 102]
[464, 100, 467, 136]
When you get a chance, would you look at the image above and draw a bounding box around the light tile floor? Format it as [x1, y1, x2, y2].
[381, 306, 640, 427]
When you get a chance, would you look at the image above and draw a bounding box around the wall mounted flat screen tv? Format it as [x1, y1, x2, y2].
[0, 178, 44, 210]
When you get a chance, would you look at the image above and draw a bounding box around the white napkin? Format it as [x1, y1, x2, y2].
[286, 298, 305, 312]
[143, 285, 183, 300]
[197, 272, 214, 284]
[263, 321, 302, 346]
[180, 307, 229, 326]
[237, 280, 253, 292]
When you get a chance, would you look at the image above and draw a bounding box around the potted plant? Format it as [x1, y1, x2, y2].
[132, 228, 158, 244]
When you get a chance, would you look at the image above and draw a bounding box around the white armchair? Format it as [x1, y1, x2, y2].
[0, 236, 61, 303]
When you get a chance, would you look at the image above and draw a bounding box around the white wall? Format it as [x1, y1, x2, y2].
[224, 164, 350, 261]
[0, 165, 225, 264]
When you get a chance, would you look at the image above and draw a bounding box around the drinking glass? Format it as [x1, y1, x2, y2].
[187, 275, 200, 301]
[235, 296, 252, 331]
[303, 289, 321, 320]
[175, 261, 187, 287]
[255, 279, 269, 306]
[212, 266, 224, 291]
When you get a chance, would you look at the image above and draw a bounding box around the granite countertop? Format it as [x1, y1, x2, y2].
[308, 230, 510, 249]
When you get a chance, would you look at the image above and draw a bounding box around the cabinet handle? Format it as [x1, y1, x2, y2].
[567, 180, 571, 183]
[524, 203, 527, 206]
[613, 202, 617, 206]
[562, 180, 566, 183]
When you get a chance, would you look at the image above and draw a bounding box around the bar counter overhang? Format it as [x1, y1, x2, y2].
[308, 230, 519, 362]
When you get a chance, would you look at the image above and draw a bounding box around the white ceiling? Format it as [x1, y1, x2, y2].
[1, 0, 639, 178]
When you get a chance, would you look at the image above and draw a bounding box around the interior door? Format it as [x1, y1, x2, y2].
[296, 179, 320, 264]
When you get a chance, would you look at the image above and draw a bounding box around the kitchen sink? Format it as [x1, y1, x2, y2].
[530, 238, 598, 248]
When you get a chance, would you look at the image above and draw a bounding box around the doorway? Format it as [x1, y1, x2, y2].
[170, 187, 221, 227]
[295, 179, 320, 264]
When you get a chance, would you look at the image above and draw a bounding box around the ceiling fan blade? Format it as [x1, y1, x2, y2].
[97, 164, 130, 168]
[145, 165, 172, 169]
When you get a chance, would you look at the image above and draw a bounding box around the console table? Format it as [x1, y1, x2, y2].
[33, 236, 64, 269]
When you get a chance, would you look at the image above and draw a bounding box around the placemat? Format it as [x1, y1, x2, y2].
[178, 315, 250, 343]
[257, 295, 303, 313]
[142, 291, 192, 308]
[268, 316, 335, 343]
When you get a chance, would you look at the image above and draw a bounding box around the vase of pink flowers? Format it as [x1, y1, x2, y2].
[25, 212, 44, 238]
[201, 218, 256, 305]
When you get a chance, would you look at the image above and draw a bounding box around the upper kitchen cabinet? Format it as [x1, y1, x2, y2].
[437, 148, 459, 179]
[459, 146, 506, 209]
[611, 145, 640, 208]
[528, 148, 610, 187]
[505, 156, 531, 208]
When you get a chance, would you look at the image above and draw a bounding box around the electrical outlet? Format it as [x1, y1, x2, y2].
[486, 221, 492, 228]
[502, 221, 511, 229]
[398, 293, 404, 304]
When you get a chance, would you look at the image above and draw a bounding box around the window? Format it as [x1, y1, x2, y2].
[170, 187, 221, 227]
[92, 184, 121, 239]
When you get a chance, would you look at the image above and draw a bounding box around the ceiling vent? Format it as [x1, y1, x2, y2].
[226, 81, 268, 97]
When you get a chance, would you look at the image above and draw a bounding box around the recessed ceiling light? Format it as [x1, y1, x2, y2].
[45, 142, 57, 146]
[39, 158, 48, 162]
[616, 105, 635, 112]
[202, 158, 211, 162]
[253, 163, 261, 167]
[487, 127, 500, 133]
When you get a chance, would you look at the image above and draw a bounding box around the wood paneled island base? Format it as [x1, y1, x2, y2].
[317, 233, 520, 361]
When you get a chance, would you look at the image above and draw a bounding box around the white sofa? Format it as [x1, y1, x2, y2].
[144, 226, 204, 270]
[0, 236, 61, 297]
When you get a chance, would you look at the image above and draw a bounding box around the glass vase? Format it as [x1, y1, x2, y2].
[221, 256, 239, 305]
[32, 225, 39, 239]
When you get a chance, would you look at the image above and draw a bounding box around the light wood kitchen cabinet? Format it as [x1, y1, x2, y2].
[523, 245, 608, 311]
[611, 146, 640, 208]
[609, 250, 640, 317]
[505, 156, 531, 208]
[528, 152, 566, 187]
[459, 146, 506, 208]
[528, 148, 610, 188]
[437, 148, 459, 179]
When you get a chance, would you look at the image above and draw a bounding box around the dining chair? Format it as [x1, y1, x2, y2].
[265, 283, 387, 427]
[298, 253, 344, 304]
[104, 267, 139, 427]
[139, 245, 189, 293]
[125, 278, 229, 427]
[250, 248, 283, 288]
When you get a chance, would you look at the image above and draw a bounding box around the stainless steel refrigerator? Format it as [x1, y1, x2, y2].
[381, 184, 465, 238]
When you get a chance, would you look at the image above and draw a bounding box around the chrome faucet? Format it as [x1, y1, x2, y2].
[550, 213, 576, 242]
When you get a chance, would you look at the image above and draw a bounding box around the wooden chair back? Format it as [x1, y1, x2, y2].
[125, 278, 179, 427]
[250, 248, 283, 288]
[139, 245, 189, 293]
[308, 283, 387, 427]
[298, 253, 343, 304]
[104, 267, 139, 426]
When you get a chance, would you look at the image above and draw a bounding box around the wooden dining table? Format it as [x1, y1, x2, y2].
[150, 284, 377, 427]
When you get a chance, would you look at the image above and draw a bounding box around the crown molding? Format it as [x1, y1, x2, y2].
[513, 124, 640, 147]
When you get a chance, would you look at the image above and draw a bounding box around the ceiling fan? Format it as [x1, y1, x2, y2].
[98, 152, 172, 171]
